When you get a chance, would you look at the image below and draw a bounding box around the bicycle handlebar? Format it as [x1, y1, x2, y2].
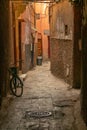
[8, 67, 18, 76]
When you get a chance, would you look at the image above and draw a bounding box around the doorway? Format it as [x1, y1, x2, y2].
[18, 21, 22, 71]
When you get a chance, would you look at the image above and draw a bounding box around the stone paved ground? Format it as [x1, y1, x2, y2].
[0, 61, 87, 130]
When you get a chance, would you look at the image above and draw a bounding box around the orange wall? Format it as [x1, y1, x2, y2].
[35, 3, 49, 60]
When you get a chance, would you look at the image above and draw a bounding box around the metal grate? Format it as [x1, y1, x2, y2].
[25, 111, 52, 118]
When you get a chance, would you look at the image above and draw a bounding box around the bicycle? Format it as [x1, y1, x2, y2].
[8, 66, 23, 97]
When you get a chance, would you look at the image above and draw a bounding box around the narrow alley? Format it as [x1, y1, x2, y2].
[0, 61, 85, 130]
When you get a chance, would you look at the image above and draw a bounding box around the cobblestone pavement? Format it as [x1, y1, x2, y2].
[0, 61, 86, 130]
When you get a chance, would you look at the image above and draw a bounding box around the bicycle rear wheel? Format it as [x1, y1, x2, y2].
[10, 76, 23, 97]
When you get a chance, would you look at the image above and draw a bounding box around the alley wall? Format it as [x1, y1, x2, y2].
[50, 0, 74, 86]
[81, 0, 87, 125]
[50, 0, 81, 88]
[0, 0, 11, 102]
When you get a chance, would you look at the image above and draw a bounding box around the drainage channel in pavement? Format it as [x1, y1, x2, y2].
[25, 111, 52, 118]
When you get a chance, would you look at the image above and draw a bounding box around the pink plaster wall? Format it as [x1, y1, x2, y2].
[35, 3, 49, 60]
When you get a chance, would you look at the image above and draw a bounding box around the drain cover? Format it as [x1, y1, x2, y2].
[25, 111, 52, 118]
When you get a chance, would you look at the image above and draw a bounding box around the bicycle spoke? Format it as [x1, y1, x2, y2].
[10, 77, 23, 97]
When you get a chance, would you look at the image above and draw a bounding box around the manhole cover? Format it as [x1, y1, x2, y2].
[25, 111, 52, 118]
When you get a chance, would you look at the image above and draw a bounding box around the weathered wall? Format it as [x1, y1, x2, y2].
[81, 0, 87, 125]
[81, 23, 87, 125]
[12, 1, 26, 67]
[21, 4, 36, 72]
[11, 2, 36, 73]
[0, 0, 10, 104]
[50, 39, 73, 85]
[73, 5, 82, 88]
[50, 0, 81, 87]
[50, 0, 74, 86]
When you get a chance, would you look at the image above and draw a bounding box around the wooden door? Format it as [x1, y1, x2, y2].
[37, 33, 42, 56]
[18, 21, 22, 70]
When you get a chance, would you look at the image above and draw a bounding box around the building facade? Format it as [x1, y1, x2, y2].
[50, 0, 81, 88]
[81, 0, 87, 125]
[10, 1, 37, 73]
[0, 0, 11, 105]
[35, 3, 50, 61]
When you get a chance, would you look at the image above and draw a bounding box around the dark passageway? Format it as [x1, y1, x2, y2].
[1, 0, 87, 129]
[0, 62, 85, 130]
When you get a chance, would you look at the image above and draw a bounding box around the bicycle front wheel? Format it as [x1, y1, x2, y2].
[10, 76, 23, 97]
